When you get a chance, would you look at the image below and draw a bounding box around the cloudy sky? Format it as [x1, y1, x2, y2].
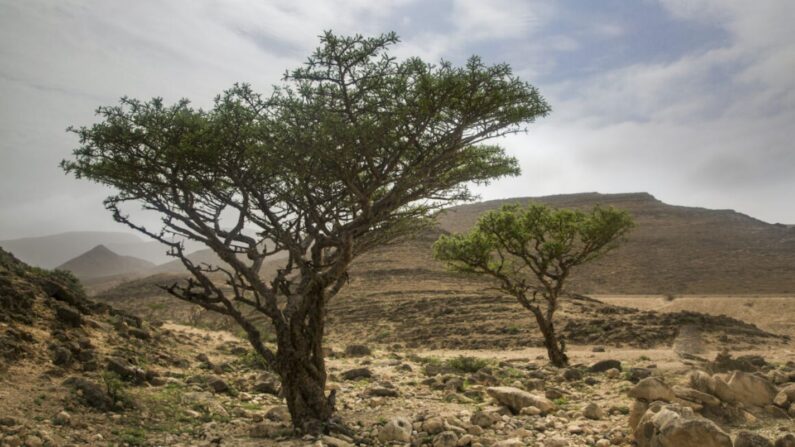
[1, 0, 793, 239]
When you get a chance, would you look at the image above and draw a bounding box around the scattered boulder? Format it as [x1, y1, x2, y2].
[106, 357, 146, 384]
[673, 385, 721, 407]
[264, 405, 290, 423]
[627, 367, 653, 383]
[726, 371, 777, 407]
[589, 359, 621, 373]
[774, 384, 795, 408]
[341, 367, 372, 381]
[628, 377, 675, 403]
[128, 327, 150, 340]
[366, 386, 399, 397]
[735, 431, 773, 447]
[470, 410, 500, 428]
[344, 344, 371, 357]
[253, 373, 280, 396]
[50, 346, 73, 366]
[582, 402, 604, 420]
[493, 439, 524, 447]
[433, 431, 458, 447]
[378, 416, 412, 443]
[52, 410, 71, 426]
[634, 403, 732, 447]
[775, 434, 795, 447]
[422, 416, 446, 434]
[53, 302, 83, 327]
[207, 375, 230, 393]
[249, 421, 286, 438]
[63, 377, 115, 411]
[486, 386, 555, 414]
[562, 368, 583, 381]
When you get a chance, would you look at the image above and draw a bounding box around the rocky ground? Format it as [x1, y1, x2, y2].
[2, 247, 795, 447]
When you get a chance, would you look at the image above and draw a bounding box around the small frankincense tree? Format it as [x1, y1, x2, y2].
[433, 204, 633, 367]
[61, 32, 550, 431]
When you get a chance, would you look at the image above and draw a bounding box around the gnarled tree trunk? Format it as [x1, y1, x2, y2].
[530, 306, 569, 368]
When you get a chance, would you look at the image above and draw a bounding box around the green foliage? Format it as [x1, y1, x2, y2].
[114, 427, 147, 446]
[434, 203, 633, 367]
[445, 355, 490, 373]
[433, 204, 634, 287]
[102, 371, 134, 408]
[236, 350, 271, 371]
[61, 32, 550, 257]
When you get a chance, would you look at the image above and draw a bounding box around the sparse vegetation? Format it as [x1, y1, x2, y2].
[434, 204, 634, 367]
[446, 355, 490, 373]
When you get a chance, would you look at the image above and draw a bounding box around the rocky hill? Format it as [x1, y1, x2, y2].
[438, 192, 795, 295]
[56, 245, 155, 281]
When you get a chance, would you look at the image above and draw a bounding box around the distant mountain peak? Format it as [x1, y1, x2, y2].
[57, 244, 155, 281]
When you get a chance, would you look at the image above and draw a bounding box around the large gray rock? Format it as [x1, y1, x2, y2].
[634, 403, 732, 447]
[486, 386, 555, 414]
[628, 377, 675, 402]
[726, 371, 778, 407]
[378, 416, 412, 443]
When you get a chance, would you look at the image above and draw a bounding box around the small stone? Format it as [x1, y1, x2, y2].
[520, 406, 542, 416]
[24, 435, 43, 447]
[433, 431, 458, 447]
[582, 402, 603, 420]
[53, 410, 71, 426]
[568, 423, 584, 434]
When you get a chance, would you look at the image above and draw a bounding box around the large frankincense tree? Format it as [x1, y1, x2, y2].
[434, 204, 633, 367]
[61, 32, 550, 431]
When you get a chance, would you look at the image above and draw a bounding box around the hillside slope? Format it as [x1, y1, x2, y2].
[438, 192, 795, 294]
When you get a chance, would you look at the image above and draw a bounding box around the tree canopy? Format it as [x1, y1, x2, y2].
[61, 31, 552, 430]
[434, 204, 633, 366]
